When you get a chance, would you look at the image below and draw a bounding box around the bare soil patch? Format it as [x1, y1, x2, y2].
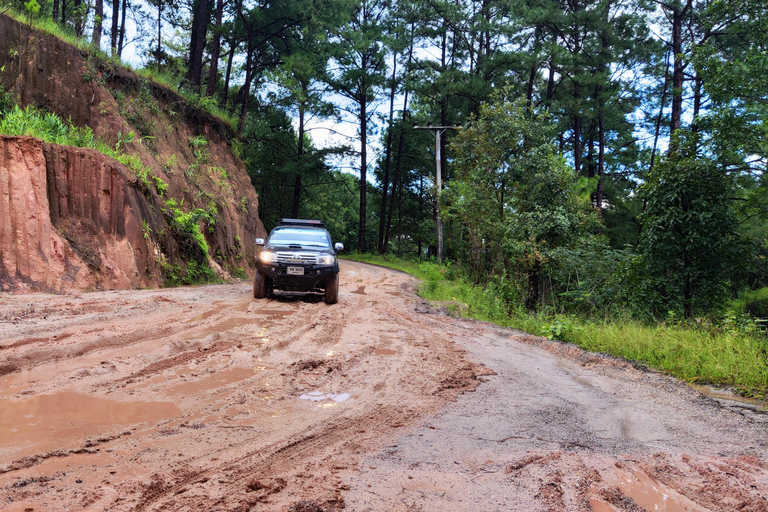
[1, 260, 767, 511]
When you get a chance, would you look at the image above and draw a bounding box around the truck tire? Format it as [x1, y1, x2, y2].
[324, 274, 339, 305]
[253, 270, 267, 299]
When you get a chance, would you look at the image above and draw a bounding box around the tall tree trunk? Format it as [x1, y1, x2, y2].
[358, 94, 368, 252]
[155, 0, 162, 71]
[92, 0, 103, 49]
[118, 0, 127, 58]
[585, 118, 596, 178]
[526, 258, 541, 311]
[650, 49, 671, 172]
[692, 70, 702, 133]
[206, 0, 224, 98]
[545, 31, 557, 103]
[74, 0, 83, 36]
[52, 0, 60, 25]
[291, 102, 306, 218]
[571, 0, 583, 175]
[596, 95, 605, 217]
[670, 0, 691, 142]
[384, 26, 414, 251]
[222, 40, 236, 107]
[110, 0, 119, 55]
[238, 41, 253, 132]
[187, 0, 210, 93]
[378, 50, 398, 254]
[526, 26, 542, 108]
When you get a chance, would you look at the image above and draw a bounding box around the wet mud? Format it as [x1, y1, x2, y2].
[0, 261, 484, 511]
[2, 261, 768, 511]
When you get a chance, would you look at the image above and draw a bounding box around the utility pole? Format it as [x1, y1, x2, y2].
[413, 124, 459, 263]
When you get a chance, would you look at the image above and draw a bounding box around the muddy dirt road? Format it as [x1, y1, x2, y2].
[1, 261, 768, 512]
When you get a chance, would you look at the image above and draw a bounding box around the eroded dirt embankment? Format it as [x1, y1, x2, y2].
[1, 261, 768, 512]
[0, 13, 266, 293]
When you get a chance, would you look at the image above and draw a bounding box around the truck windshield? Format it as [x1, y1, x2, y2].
[269, 228, 330, 248]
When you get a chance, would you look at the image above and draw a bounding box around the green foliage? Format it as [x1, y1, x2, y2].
[114, 130, 135, 152]
[160, 260, 216, 286]
[141, 219, 152, 240]
[23, 0, 40, 23]
[564, 319, 768, 399]
[0, 105, 96, 146]
[0, 85, 14, 114]
[238, 197, 249, 214]
[730, 287, 768, 318]
[119, 80, 159, 138]
[446, 88, 600, 311]
[163, 198, 216, 260]
[539, 316, 577, 341]
[636, 131, 742, 317]
[152, 176, 168, 196]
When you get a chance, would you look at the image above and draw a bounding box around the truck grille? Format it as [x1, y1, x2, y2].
[276, 252, 317, 264]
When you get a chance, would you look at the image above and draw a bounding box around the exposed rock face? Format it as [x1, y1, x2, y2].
[1, 136, 155, 291]
[0, 14, 267, 292]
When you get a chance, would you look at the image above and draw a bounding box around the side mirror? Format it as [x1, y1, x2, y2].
[334, 242, 344, 252]
[255, 238, 265, 246]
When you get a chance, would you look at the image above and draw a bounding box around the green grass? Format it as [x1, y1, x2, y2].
[5, 9, 102, 54]
[345, 253, 515, 323]
[0, 105, 164, 191]
[345, 253, 768, 399]
[563, 320, 768, 398]
[5, 7, 236, 130]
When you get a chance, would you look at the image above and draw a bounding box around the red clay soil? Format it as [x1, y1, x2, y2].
[1, 261, 767, 512]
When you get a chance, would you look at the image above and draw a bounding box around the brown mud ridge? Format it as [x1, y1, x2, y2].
[2, 261, 768, 511]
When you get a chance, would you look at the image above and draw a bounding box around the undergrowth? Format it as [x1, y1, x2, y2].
[0, 104, 166, 195]
[345, 253, 768, 399]
[2, 6, 236, 129]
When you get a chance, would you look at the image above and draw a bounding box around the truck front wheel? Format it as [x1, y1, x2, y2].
[324, 274, 339, 305]
[253, 270, 267, 299]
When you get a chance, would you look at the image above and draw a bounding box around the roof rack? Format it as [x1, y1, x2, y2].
[277, 218, 326, 228]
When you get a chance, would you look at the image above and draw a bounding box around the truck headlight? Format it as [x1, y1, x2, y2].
[317, 254, 335, 265]
[259, 250, 277, 264]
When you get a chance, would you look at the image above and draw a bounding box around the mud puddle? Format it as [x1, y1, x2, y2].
[167, 366, 256, 395]
[591, 466, 703, 512]
[0, 392, 179, 458]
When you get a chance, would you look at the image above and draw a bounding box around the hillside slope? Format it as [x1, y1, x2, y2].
[0, 13, 265, 292]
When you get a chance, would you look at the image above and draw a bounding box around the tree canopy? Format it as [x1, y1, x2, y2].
[5, 0, 768, 318]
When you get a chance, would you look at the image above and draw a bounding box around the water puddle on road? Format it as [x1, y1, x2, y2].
[689, 383, 767, 409]
[193, 304, 226, 321]
[255, 309, 294, 320]
[167, 367, 256, 395]
[195, 317, 257, 338]
[591, 467, 699, 512]
[374, 349, 397, 356]
[298, 391, 352, 403]
[0, 392, 179, 459]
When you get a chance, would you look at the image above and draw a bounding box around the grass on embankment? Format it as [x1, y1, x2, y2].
[344, 253, 768, 399]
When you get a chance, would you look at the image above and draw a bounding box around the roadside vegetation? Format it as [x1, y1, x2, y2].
[0, 103, 167, 194]
[0, 100, 219, 287]
[1, 6, 238, 129]
[346, 253, 768, 399]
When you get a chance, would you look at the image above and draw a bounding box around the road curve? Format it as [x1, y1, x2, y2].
[1, 260, 767, 511]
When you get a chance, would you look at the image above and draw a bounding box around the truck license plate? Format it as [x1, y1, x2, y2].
[287, 266, 304, 276]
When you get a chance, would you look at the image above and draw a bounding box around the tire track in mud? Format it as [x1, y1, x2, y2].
[0, 262, 487, 511]
[0, 324, 180, 378]
[131, 364, 484, 512]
